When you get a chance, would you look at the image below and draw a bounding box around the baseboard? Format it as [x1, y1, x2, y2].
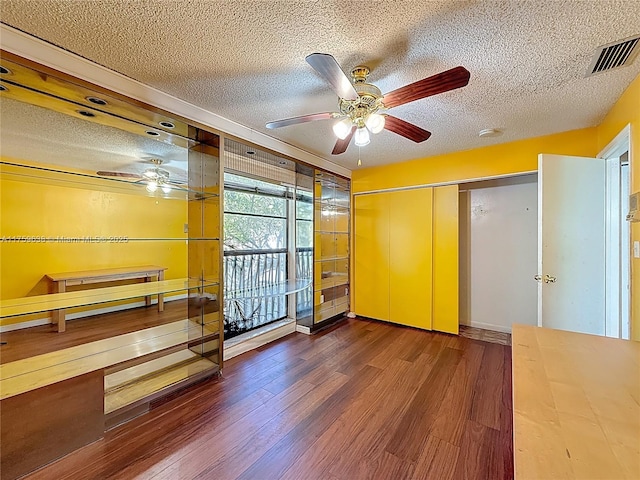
[295, 324, 312, 335]
[461, 321, 513, 334]
[0, 293, 187, 333]
[0, 317, 52, 332]
[223, 318, 296, 361]
[309, 313, 348, 333]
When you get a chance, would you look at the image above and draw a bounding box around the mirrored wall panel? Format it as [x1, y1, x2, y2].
[314, 171, 351, 324]
[0, 53, 222, 478]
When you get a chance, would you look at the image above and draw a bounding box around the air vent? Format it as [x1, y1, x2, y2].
[587, 35, 640, 76]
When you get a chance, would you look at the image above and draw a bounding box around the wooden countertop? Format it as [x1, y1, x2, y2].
[512, 325, 640, 479]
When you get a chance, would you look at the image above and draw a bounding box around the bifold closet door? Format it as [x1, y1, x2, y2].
[388, 188, 433, 329]
[354, 192, 390, 320]
[432, 184, 459, 334]
[354, 185, 459, 333]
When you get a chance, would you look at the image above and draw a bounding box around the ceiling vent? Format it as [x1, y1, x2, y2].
[587, 35, 640, 76]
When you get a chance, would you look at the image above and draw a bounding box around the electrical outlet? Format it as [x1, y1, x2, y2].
[184, 223, 188, 233]
[634, 241, 640, 258]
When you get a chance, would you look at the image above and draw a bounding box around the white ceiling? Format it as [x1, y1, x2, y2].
[1, 1, 640, 169]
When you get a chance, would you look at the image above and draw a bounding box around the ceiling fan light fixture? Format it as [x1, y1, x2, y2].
[161, 185, 172, 194]
[146, 181, 158, 193]
[365, 113, 385, 134]
[354, 127, 370, 147]
[332, 117, 352, 140]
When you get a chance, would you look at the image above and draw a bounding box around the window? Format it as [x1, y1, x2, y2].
[296, 190, 314, 319]
[223, 173, 289, 338]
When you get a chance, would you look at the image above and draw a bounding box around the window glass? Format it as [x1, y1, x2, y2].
[224, 172, 287, 250]
[225, 214, 286, 250]
[224, 190, 287, 217]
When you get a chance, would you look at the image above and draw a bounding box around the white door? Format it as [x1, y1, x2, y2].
[538, 154, 606, 335]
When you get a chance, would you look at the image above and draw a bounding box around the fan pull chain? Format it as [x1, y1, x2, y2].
[358, 146, 362, 167]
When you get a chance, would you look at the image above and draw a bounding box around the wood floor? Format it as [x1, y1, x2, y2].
[24, 318, 513, 480]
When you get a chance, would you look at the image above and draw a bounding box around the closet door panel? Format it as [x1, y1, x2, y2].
[389, 188, 433, 329]
[433, 184, 459, 334]
[354, 193, 390, 321]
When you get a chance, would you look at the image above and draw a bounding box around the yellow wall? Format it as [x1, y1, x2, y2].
[351, 127, 599, 336]
[352, 74, 640, 339]
[352, 127, 598, 193]
[597, 73, 640, 340]
[0, 165, 187, 327]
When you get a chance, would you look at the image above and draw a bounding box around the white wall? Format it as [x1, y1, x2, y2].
[459, 175, 538, 332]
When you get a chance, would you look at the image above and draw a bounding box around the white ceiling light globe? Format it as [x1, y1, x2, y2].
[354, 127, 370, 146]
[332, 117, 353, 140]
[365, 113, 385, 134]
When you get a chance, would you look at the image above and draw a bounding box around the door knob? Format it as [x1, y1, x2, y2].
[544, 274, 557, 283]
[534, 274, 542, 282]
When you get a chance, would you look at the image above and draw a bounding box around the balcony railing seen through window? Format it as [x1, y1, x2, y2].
[222, 171, 313, 339]
[223, 248, 312, 339]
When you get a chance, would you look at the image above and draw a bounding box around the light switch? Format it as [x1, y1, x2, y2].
[634, 241, 640, 258]
[320, 294, 325, 303]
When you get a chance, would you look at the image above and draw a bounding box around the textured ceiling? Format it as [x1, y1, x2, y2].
[1, 1, 640, 169]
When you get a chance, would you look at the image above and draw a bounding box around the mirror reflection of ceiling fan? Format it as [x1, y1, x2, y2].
[266, 53, 471, 155]
[97, 158, 185, 193]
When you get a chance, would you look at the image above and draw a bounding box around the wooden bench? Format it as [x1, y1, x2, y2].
[46, 266, 167, 332]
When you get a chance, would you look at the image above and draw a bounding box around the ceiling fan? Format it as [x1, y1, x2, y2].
[97, 158, 183, 193]
[266, 53, 471, 155]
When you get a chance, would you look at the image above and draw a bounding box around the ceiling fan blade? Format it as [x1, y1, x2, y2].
[382, 66, 470, 109]
[305, 53, 359, 101]
[383, 116, 432, 143]
[266, 112, 337, 129]
[331, 126, 356, 155]
[96, 171, 143, 179]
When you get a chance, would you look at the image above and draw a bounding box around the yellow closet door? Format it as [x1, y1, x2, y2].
[433, 185, 459, 334]
[354, 192, 390, 321]
[389, 188, 433, 330]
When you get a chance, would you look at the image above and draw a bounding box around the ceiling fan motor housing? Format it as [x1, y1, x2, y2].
[338, 67, 384, 126]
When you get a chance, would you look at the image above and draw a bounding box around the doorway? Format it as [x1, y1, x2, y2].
[459, 174, 538, 333]
[602, 126, 631, 339]
[537, 126, 631, 337]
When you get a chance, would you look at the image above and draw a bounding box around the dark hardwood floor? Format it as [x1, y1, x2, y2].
[23, 318, 513, 480]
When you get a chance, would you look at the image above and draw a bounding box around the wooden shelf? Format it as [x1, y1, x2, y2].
[0, 319, 219, 400]
[0, 278, 218, 318]
[104, 350, 217, 414]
